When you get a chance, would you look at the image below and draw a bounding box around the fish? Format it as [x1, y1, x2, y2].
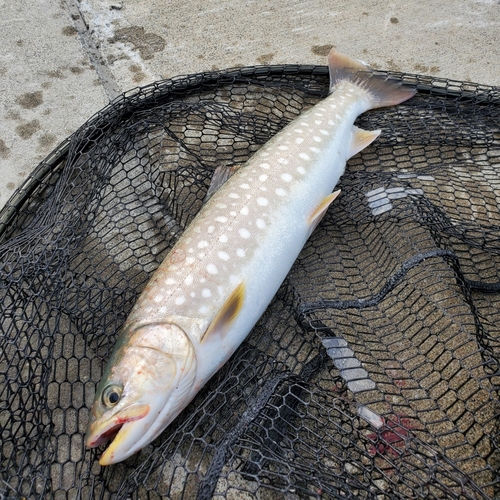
[86, 49, 415, 465]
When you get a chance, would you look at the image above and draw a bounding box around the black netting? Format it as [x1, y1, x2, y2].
[0, 64, 499, 499]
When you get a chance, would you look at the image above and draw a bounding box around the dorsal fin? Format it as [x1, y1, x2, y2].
[202, 282, 245, 342]
[204, 164, 243, 203]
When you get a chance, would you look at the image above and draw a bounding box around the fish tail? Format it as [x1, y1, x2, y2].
[328, 49, 416, 109]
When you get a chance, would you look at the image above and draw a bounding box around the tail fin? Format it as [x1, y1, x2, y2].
[328, 49, 415, 109]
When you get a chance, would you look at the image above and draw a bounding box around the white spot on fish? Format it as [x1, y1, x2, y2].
[259, 174, 268, 182]
[145, 307, 153, 313]
[190, 292, 196, 298]
[198, 240, 209, 249]
[330, 104, 337, 109]
[299, 153, 310, 160]
[230, 211, 236, 216]
[297, 166, 306, 175]
[276, 188, 287, 197]
[257, 197, 269, 206]
[175, 296, 186, 306]
[184, 275, 193, 286]
[237, 248, 245, 257]
[314, 120, 322, 125]
[300, 122, 309, 127]
[207, 263, 218, 275]
[200, 277, 206, 283]
[260, 163, 270, 169]
[278, 145, 288, 151]
[219, 234, 228, 243]
[165, 278, 176, 285]
[159, 306, 167, 314]
[239, 228, 251, 239]
[240, 206, 249, 215]
[199, 305, 209, 314]
[281, 173, 293, 183]
[207, 225, 215, 233]
[295, 137, 304, 145]
[260, 186, 268, 192]
[256, 218, 266, 229]
[202, 288, 212, 298]
[294, 129, 303, 134]
[218, 250, 230, 261]
[154, 295, 163, 303]
[314, 113, 323, 117]
[186, 256, 195, 264]
[328, 120, 335, 126]
[229, 193, 239, 199]
[310, 147, 320, 153]
[216, 216, 228, 223]
[217, 203, 227, 209]
[313, 136, 322, 142]
[320, 129, 329, 135]
[240, 183, 250, 189]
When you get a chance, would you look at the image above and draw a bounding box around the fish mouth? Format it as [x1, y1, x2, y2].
[86, 404, 150, 450]
[89, 422, 123, 448]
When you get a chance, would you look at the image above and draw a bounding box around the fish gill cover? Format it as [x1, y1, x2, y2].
[0, 63, 498, 499]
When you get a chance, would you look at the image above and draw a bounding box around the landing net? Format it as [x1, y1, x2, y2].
[0, 64, 498, 499]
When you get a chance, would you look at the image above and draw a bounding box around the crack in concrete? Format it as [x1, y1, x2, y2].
[64, 0, 121, 101]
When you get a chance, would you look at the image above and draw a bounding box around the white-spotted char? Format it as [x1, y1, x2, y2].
[86, 49, 415, 465]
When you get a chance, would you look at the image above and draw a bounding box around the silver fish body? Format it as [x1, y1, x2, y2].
[86, 49, 415, 465]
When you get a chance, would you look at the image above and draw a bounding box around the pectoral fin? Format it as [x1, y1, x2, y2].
[308, 190, 341, 234]
[202, 282, 245, 342]
[348, 127, 381, 158]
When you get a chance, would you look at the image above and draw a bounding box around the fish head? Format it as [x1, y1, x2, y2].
[86, 322, 197, 465]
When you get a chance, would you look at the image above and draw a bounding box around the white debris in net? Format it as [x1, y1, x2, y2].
[365, 177, 433, 216]
[357, 405, 384, 429]
[322, 337, 376, 393]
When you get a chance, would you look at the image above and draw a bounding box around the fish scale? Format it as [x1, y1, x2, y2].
[86, 49, 415, 465]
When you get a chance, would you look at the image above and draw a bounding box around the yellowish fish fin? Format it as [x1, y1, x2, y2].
[349, 127, 381, 158]
[202, 282, 245, 342]
[204, 164, 243, 203]
[308, 190, 341, 233]
[328, 49, 416, 109]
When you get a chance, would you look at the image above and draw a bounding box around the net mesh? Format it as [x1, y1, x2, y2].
[0, 64, 499, 499]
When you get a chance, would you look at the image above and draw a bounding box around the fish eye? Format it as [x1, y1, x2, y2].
[102, 385, 123, 407]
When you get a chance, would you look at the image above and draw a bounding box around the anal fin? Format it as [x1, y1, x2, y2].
[202, 282, 245, 342]
[349, 126, 381, 158]
[308, 190, 341, 234]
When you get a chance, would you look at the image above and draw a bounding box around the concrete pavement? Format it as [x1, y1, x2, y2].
[0, 0, 499, 212]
